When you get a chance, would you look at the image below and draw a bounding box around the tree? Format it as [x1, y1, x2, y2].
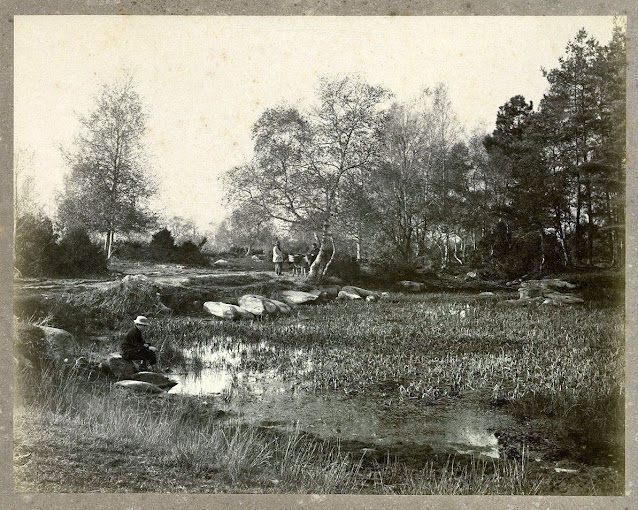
[363, 102, 430, 263]
[216, 202, 275, 256]
[226, 76, 391, 278]
[57, 77, 155, 258]
[14, 147, 39, 221]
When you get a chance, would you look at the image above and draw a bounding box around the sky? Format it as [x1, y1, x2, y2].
[14, 16, 618, 232]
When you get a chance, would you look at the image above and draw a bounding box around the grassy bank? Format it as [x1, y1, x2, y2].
[15, 368, 559, 494]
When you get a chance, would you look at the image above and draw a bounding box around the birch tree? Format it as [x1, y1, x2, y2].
[57, 77, 155, 258]
[226, 76, 390, 278]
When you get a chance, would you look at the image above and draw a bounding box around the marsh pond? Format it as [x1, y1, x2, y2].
[13, 265, 625, 494]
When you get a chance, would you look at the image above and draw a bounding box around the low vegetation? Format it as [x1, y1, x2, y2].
[13, 264, 624, 494]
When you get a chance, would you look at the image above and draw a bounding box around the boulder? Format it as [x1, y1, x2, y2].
[536, 278, 577, 290]
[313, 285, 341, 298]
[269, 298, 292, 315]
[337, 289, 363, 300]
[214, 259, 230, 267]
[479, 291, 496, 297]
[280, 290, 320, 305]
[341, 286, 381, 299]
[399, 280, 425, 292]
[518, 285, 546, 299]
[115, 380, 165, 394]
[518, 279, 581, 302]
[542, 293, 584, 306]
[466, 271, 479, 280]
[101, 353, 138, 379]
[251, 255, 261, 261]
[129, 371, 177, 389]
[203, 301, 255, 320]
[238, 294, 288, 316]
[38, 326, 79, 362]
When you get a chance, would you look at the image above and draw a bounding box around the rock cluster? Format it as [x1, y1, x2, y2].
[202, 284, 387, 321]
[398, 280, 426, 292]
[499, 279, 583, 306]
[203, 301, 255, 320]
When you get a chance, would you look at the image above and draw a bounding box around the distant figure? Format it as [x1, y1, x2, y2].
[121, 316, 157, 370]
[272, 240, 284, 276]
[307, 243, 319, 264]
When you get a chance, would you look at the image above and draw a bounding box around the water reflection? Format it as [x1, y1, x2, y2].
[169, 338, 510, 459]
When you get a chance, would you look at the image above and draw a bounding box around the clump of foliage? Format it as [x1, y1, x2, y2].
[114, 228, 209, 266]
[14, 214, 107, 277]
[58, 227, 108, 276]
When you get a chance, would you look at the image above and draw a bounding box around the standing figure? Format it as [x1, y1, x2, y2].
[272, 240, 284, 276]
[121, 315, 157, 371]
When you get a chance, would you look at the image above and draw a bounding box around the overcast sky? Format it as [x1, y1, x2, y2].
[14, 16, 617, 231]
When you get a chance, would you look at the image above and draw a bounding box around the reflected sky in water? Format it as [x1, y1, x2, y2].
[169, 338, 511, 459]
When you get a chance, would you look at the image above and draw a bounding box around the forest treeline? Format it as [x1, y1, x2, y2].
[225, 26, 626, 278]
[14, 26, 626, 280]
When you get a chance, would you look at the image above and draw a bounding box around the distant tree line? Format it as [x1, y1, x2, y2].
[224, 26, 626, 278]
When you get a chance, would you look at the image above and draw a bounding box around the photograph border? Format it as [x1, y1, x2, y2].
[1, 2, 635, 509]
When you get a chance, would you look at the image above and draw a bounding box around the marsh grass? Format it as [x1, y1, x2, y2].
[170, 293, 623, 424]
[15, 368, 554, 494]
[14, 269, 624, 493]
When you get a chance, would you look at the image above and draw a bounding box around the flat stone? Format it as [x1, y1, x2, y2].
[115, 380, 165, 394]
[341, 286, 380, 299]
[280, 290, 320, 305]
[203, 301, 255, 320]
[129, 371, 177, 389]
[337, 289, 363, 300]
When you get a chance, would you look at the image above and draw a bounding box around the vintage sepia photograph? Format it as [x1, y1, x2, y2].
[12, 15, 626, 495]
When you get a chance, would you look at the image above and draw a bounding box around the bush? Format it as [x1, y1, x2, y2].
[174, 240, 209, 266]
[14, 214, 62, 276]
[150, 229, 176, 261]
[15, 216, 106, 277]
[58, 227, 108, 276]
[326, 255, 361, 283]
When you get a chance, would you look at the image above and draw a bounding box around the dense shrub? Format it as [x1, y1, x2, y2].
[58, 227, 108, 276]
[326, 255, 361, 283]
[15, 215, 106, 277]
[175, 240, 209, 266]
[150, 228, 176, 261]
[14, 214, 62, 276]
[113, 229, 209, 266]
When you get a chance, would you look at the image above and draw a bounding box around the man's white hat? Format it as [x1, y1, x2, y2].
[134, 316, 149, 326]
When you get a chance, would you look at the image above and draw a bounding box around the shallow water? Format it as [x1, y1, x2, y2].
[169, 339, 513, 459]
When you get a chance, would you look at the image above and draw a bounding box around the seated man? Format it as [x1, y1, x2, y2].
[121, 315, 157, 370]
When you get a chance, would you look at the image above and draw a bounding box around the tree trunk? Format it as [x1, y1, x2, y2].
[245, 244, 252, 257]
[308, 225, 329, 279]
[322, 236, 336, 276]
[107, 231, 115, 259]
